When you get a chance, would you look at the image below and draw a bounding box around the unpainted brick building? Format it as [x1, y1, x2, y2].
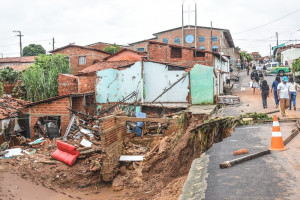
[50, 44, 111, 75]
[147, 40, 218, 67]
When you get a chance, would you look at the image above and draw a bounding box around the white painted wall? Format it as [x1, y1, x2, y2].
[281, 48, 300, 66]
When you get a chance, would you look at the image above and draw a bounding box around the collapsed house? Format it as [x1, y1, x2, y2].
[0, 96, 30, 144]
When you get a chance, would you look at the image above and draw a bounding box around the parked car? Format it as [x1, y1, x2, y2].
[265, 62, 279, 74]
[265, 62, 290, 76]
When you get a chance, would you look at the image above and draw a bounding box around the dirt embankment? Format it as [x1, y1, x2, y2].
[1, 113, 236, 200]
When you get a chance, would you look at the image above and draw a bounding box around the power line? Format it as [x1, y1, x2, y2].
[233, 8, 300, 34]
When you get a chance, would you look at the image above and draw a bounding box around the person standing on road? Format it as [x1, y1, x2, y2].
[277, 76, 290, 116]
[251, 66, 259, 94]
[271, 77, 281, 108]
[246, 64, 250, 75]
[226, 73, 231, 87]
[261, 80, 269, 109]
[288, 77, 297, 110]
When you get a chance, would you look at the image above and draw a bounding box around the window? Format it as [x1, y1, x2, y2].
[194, 51, 205, 57]
[199, 36, 205, 42]
[168, 66, 184, 71]
[212, 35, 218, 42]
[199, 46, 205, 50]
[170, 47, 182, 58]
[174, 38, 180, 44]
[78, 56, 86, 65]
[137, 48, 145, 52]
[212, 45, 218, 52]
[163, 38, 169, 43]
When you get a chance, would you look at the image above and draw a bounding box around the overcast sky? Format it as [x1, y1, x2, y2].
[0, 0, 299, 57]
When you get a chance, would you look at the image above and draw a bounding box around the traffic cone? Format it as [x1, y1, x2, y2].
[270, 115, 287, 151]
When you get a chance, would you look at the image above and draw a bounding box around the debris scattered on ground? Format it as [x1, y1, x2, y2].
[218, 95, 240, 105]
[233, 148, 249, 156]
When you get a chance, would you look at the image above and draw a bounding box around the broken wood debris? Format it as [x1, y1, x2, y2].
[219, 150, 271, 169]
[283, 120, 300, 146]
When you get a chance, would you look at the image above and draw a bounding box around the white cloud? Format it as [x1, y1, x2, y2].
[0, 0, 299, 57]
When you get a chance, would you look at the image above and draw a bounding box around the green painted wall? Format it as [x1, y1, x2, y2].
[190, 64, 214, 104]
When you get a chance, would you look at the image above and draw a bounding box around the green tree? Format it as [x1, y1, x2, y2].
[23, 44, 46, 56]
[292, 58, 300, 72]
[0, 66, 19, 85]
[247, 55, 253, 62]
[21, 54, 69, 102]
[235, 46, 241, 51]
[103, 44, 120, 54]
[0, 82, 4, 97]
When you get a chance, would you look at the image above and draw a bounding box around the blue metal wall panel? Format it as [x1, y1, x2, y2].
[96, 62, 142, 104]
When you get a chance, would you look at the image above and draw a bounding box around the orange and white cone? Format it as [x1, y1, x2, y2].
[270, 115, 287, 151]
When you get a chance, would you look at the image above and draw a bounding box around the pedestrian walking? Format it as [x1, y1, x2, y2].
[250, 66, 259, 94]
[271, 77, 280, 108]
[261, 80, 269, 109]
[277, 76, 290, 116]
[226, 73, 231, 86]
[288, 77, 297, 110]
[246, 64, 250, 75]
[237, 62, 241, 71]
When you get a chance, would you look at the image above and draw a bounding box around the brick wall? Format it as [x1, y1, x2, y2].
[129, 28, 229, 52]
[53, 46, 110, 74]
[22, 97, 71, 138]
[78, 73, 96, 93]
[148, 42, 214, 67]
[99, 116, 127, 181]
[58, 74, 79, 96]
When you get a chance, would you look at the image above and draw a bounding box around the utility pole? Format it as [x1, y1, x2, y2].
[276, 32, 278, 61]
[52, 37, 55, 50]
[13, 30, 23, 57]
[181, 3, 184, 46]
[210, 21, 213, 52]
[270, 44, 272, 61]
[194, 2, 197, 49]
[276, 32, 279, 47]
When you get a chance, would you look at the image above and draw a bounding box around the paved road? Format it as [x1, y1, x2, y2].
[181, 70, 300, 200]
[205, 123, 299, 200]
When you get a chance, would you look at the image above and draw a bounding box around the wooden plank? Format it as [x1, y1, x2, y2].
[115, 116, 177, 123]
[284, 129, 299, 146]
[219, 150, 271, 169]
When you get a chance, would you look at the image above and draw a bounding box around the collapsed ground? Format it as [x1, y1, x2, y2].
[0, 104, 273, 200]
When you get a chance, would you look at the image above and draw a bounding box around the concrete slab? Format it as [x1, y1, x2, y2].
[187, 105, 216, 115]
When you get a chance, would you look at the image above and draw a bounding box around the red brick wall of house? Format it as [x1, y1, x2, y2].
[99, 115, 126, 181]
[148, 42, 214, 67]
[58, 74, 79, 96]
[53, 46, 110, 74]
[129, 28, 227, 52]
[78, 73, 96, 93]
[154, 28, 224, 51]
[129, 41, 149, 52]
[22, 97, 70, 138]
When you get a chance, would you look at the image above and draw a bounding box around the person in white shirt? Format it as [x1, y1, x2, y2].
[288, 77, 297, 110]
[277, 76, 290, 116]
[226, 73, 231, 86]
